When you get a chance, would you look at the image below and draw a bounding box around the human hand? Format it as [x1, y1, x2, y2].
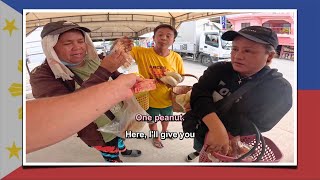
[184, 103, 191, 112]
[112, 74, 143, 100]
[111, 37, 134, 52]
[201, 112, 230, 155]
[100, 50, 128, 72]
[205, 128, 230, 156]
[102, 37, 134, 71]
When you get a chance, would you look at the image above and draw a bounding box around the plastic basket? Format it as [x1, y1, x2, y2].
[171, 74, 198, 112]
[204, 135, 283, 162]
[134, 91, 149, 111]
[200, 122, 283, 162]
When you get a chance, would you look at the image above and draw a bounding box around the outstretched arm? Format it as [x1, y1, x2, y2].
[26, 74, 140, 153]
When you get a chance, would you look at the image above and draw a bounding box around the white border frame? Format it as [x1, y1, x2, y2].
[23, 9, 297, 167]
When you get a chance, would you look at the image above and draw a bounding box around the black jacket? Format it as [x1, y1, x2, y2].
[190, 62, 292, 141]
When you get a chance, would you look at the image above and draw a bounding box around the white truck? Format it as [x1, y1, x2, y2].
[173, 19, 231, 66]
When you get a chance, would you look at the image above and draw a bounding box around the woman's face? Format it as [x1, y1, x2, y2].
[231, 36, 274, 77]
[54, 30, 87, 64]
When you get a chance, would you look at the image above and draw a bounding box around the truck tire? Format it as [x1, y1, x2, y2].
[179, 52, 186, 58]
[201, 55, 214, 67]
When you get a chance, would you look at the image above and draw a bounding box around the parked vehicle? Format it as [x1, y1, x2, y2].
[95, 45, 105, 55]
[173, 19, 231, 66]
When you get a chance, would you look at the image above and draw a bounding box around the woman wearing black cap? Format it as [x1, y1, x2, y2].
[185, 26, 292, 162]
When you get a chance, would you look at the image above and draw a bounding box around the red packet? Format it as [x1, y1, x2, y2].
[133, 79, 156, 94]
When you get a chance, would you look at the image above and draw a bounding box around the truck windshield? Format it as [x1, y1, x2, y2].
[221, 40, 231, 50]
[205, 34, 219, 48]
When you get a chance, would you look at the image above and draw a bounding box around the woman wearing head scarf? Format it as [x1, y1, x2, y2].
[29, 21, 141, 162]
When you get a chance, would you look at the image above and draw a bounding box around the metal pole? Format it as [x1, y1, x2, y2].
[26, 58, 31, 75]
[171, 17, 176, 50]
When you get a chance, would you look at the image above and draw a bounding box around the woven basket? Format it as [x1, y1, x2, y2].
[171, 74, 198, 112]
[134, 91, 149, 110]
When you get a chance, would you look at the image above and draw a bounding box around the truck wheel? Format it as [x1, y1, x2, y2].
[201, 55, 214, 66]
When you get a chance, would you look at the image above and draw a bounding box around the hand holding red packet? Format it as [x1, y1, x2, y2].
[132, 79, 156, 94]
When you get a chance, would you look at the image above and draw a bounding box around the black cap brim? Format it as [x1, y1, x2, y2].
[221, 31, 269, 45]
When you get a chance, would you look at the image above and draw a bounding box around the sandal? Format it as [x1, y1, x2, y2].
[103, 157, 123, 163]
[152, 138, 164, 148]
[121, 149, 142, 157]
[186, 152, 199, 162]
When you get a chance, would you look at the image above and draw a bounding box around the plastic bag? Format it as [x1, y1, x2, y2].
[98, 96, 147, 138]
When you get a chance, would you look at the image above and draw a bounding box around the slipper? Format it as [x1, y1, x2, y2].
[121, 150, 142, 157]
[152, 139, 164, 148]
[186, 152, 199, 162]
